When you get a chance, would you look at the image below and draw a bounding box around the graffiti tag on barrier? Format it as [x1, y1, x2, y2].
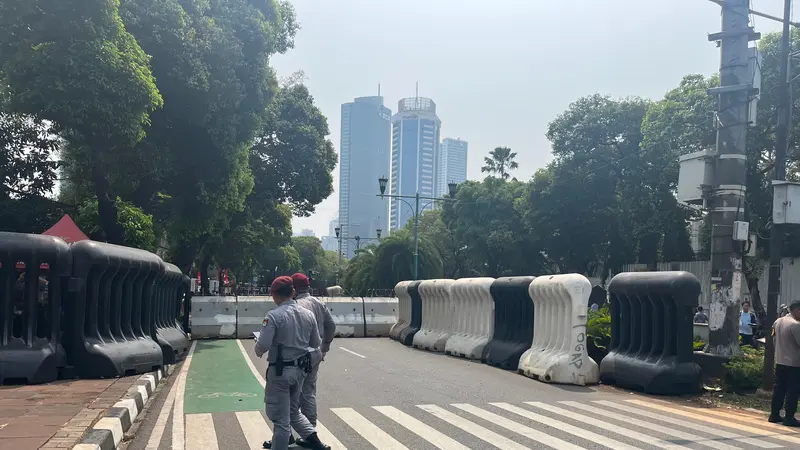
[198, 392, 257, 399]
[569, 329, 586, 369]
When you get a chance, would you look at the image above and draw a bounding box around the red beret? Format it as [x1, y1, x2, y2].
[291, 273, 310, 289]
[271, 275, 294, 293]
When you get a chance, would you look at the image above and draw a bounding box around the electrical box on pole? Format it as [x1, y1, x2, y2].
[732, 220, 750, 241]
[773, 180, 800, 224]
[677, 149, 714, 205]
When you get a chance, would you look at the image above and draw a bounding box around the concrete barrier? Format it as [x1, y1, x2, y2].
[324, 297, 365, 337]
[413, 279, 455, 352]
[445, 277, 495, 359]
[390, 281, 412, 340]
[236, 297, 277, 339]
[190, 296, 237, 339]
[363, 297, 398, 337]
[518, 274, 599, 386]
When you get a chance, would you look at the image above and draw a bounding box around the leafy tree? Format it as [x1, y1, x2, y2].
[75, 198, 157, 251]
[445, 178, 545, 277]
[481, 147, 518, 180]
[408, 209, 476, 278]
[341, 246, 377, 296]
[0, 0, 163, 244]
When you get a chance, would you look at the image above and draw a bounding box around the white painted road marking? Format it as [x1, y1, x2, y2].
[236, 410, 270, 450]
[172, 340, 197, 450]
[491, 402, 641, 450]
[338, 346, 366, 358]
[333, 407, 408, 449]
[373, 405, 470, 450]
[528, 402, 688, 450]
[186, 413, 219, 450]
[237, 339, 266, 388]
[418, 404, 533, 450]
[452, 403, 584, 450]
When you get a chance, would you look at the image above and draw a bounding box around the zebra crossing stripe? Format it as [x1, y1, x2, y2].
[417, 404, 533, 450]
[625, 400, 800, 446]
[315, 421, 348, 450]
[490, 402, 641, 450]
[628, 399, 800, 438]
[373, 405, 470, 450]
[527, 402, 687, 450]
[186, 413, 219, 450]
[562, 401, 737, 450]
[596, 400, 780, 449]
[332, 407, 408, 450]
[236, 411, 269, 450]
[452, 403, 584, 450]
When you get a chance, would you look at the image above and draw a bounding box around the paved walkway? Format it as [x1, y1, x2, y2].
[0, 376, 149, 450]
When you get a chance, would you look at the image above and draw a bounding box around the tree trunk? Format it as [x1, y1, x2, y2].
[201, 254, 211, 296]
[91, 148, 125, 244]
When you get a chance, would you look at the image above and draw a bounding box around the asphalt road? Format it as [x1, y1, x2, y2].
[123, 338, 800, 450]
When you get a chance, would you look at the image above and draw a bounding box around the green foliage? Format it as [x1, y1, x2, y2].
[722, 346, 764, 394]
[587, 306, 611, 364]
[693, 338, 707, 352]
[76, 198, 157, 251]
[481, 146, 518, 180]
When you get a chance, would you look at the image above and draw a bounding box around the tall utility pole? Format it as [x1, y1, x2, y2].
[764, 0, 793, 390]
[706, 0, 760, 356]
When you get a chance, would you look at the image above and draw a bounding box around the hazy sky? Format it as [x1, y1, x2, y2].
[275, 0, 786, 238]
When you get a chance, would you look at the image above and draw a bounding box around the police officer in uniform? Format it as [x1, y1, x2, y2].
[290, 273, 335, 448]
[255, 276, 330, 450]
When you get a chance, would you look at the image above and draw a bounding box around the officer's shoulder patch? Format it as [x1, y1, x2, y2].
[262, 318, 269, 326]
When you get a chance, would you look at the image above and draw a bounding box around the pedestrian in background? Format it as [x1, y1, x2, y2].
[769, 301, 800, 427]
[739, 301, 757, 346]
[694, 306, 708, 324]
[289, 273, 336, 448]
[254, 276, 331, 450]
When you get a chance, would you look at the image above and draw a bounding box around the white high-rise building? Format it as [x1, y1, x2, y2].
[390, 96, 441, 230]
[437, 138, 468, 197]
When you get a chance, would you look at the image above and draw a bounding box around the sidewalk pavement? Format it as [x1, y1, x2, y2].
[0, 376, 148, 450]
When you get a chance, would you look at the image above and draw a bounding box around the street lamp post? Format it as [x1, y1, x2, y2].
[377, 176, 457, 280]
[334, 225, 382, 281]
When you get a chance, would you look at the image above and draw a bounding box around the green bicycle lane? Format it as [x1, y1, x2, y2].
[184, 340, 265, 413]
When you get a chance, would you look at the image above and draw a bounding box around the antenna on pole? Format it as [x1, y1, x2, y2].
[378, 83, 381, 97]
[415, 81, 419, 108]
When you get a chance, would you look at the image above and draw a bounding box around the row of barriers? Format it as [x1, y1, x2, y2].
[190, 296, 397, 340]
[0, 232, 190, 384]
[389, 271, 703, 394]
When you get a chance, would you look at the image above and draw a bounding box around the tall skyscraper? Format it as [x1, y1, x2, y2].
[339, 96, 391, 258]
[437, 138, 468, 197]
[389, 97, 441, 230]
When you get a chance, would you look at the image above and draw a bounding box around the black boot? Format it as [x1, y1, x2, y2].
[301, 432, 331, 450]
[784, 417, 800, 427]
[263, 434, 296, 448]
[768, 413, 783, 423]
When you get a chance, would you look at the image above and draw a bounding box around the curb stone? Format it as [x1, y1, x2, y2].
[71, 366, 172, 450]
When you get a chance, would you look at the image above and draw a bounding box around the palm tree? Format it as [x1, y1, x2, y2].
[481, 146, 519, 180]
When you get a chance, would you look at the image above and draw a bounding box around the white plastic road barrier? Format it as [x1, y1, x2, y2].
[413, 279, 455, 352]
[326, 285, 343, 296]
[444, 277, 495, 359]
[518, 274, 599, 386]
[363, 297, 398, 337]
[324, 297, 365, 337]
[390, 281, 412, 340]
[190, 296, 237, 339]
[236, 297, 278, 339]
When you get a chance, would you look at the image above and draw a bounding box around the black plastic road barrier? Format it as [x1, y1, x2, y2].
[0, 233, 72, 384]
[65, 241, 163, 378]
[400, 281, 422, 346]
[153, 263, 190, 364]
[599, 271, 702, 395]
[482, 276, 535, 370]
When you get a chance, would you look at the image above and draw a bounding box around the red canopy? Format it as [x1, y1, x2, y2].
[41, 214, 89, 244]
